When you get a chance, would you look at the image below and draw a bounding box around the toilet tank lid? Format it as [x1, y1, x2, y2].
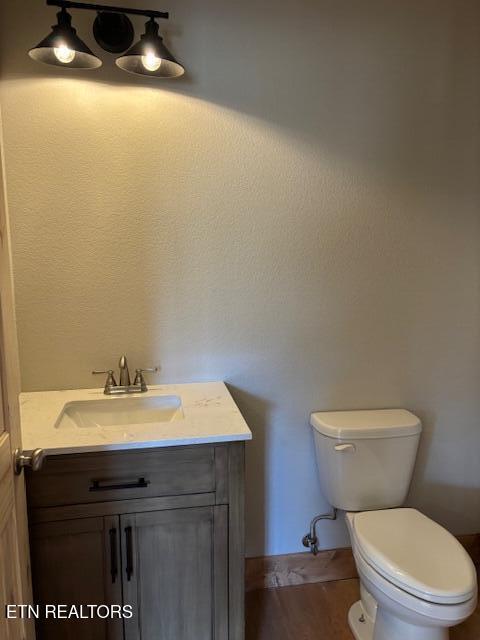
[310, 409, 421, 439]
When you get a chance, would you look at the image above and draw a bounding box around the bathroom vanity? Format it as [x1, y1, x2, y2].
[20, 382, 251, 640]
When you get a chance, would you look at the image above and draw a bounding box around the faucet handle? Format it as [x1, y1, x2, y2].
[133, 367, 159, 391]
[92, 369, 117, 388]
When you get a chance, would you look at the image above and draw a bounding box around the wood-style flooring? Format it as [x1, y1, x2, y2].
[246, 577, 480, 640]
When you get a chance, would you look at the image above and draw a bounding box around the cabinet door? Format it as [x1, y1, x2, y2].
[122, 506, 228, 640]
[30, 515, 123, 640]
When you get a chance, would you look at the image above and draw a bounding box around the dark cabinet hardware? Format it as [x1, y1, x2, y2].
[89, 477, 150, 492]
[125, 526, 134, 581]
[109, 527, 118, 583]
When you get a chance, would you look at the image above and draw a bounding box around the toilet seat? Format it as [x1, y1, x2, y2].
[353, 545, 477, 628]
[350, 509, 477, 605]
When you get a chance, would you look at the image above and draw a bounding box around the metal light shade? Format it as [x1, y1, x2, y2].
[116, 18, 184, 78]
[28, 8, 102, 69]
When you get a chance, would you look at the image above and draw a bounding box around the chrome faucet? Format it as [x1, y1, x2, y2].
[93, 355, 159, 395]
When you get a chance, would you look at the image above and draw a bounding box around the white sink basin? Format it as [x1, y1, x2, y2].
[55, 395, 184, 429]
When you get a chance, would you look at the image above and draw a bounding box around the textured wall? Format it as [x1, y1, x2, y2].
[1, 0, 480, 555]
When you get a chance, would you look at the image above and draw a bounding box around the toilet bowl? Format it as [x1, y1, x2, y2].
[310, 409, 478, 640]
[346, 509, 477, 640]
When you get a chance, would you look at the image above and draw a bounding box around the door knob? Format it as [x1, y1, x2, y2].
[13, 448, 46, 475]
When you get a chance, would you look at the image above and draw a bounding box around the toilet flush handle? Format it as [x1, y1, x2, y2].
[334, 443, 356, 452]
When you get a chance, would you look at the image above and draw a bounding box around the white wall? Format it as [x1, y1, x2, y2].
[1, 0, 480, 556]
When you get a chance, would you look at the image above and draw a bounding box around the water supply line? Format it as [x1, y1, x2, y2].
[302, 508, 337, 555]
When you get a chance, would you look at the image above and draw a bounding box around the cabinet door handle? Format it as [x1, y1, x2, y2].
[125, 526, 134, 581]
[89, 477, 150, 492]
[109, 528, 118, 584]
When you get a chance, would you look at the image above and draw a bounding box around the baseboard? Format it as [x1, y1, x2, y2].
[246, 546, 357, 592]
[246, 533, 480, 592]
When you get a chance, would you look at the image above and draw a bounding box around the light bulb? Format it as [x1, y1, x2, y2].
[141, 50, 162, 72]
[54, 44, 75, 64]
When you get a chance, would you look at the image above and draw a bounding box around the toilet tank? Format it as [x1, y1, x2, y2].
[311, 409, 421, 511]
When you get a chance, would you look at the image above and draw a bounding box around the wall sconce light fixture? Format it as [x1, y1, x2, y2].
[29, 0, 184, 78]
[28, 6, 102, 69]
[116, 17, 184, 78]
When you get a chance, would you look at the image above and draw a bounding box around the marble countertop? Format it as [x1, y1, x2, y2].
[20, 382, 252, 456]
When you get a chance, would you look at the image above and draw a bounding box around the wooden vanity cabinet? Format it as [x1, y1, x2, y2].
[30, 515, 122, 640]
[122, 506, 228, 640]
[26, 442, 245, 640]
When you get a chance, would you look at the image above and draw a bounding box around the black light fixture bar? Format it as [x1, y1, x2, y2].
[46, 0, 169, 20]
[30, 0, 184, 77]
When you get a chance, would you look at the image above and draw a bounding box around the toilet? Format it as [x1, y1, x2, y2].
[310, 409, 477, 640]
